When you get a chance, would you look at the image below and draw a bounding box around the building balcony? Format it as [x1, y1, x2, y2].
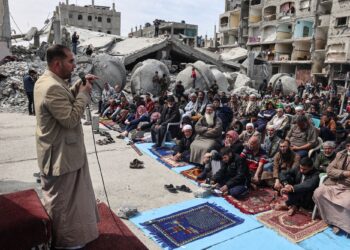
[250, 0, 263, 7]
[248, 36, 261, 43]
[264, 14, 276, 22]
[219, 24, 239, 33]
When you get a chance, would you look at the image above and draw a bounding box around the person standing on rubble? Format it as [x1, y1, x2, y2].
[34, 44, 99, 249]
[71, 31, 79, 55]
[23, 69, 37, 115]
[191, 67, 197, 89]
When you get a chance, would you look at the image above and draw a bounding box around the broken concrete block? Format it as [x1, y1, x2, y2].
[130, 59, 170, 96]
[269, 73, 297, 95]
[176, 60, 216, 93]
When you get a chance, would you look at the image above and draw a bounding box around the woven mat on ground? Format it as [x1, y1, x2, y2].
[180, 167, 203, 182]
[149, 146, 188, 168]
[224, 187, 287, 214]
[86, 202, 147, 250]
[140, 202, 244, 249]
[257, 210, 328, 243]
[99, 119, 116, 130]
[0, 189, 52, 249]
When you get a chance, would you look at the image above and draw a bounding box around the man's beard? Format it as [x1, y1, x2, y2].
[205, 113, 215, 126]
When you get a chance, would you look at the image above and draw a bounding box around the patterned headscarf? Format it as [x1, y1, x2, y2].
[226, 130, 239, 143]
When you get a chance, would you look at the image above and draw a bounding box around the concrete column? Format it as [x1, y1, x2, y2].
[34, 33, 40, 48]
[66, 0, 69, 4]
[112, 3, 115, 11]
[92, 0, 95, 7]
[140, 25, 142, 37]
[214, 25, 217, 48]
[0, 0, 11, 59]
[52, 19, 62, 45]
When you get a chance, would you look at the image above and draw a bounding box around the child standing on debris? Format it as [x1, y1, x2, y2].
[191, 67, 197, 89]
[71, 31, 79, 55]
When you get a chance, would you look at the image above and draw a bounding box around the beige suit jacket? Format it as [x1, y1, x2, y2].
[34, 70, 90, 176]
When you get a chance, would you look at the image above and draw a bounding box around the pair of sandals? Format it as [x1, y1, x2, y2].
[164, 184, 192, 193]
[96, 137, 115, 145]
[130, 159, 144, 169]
[99, 131, 111, 137]
[116, 134, 125, 139]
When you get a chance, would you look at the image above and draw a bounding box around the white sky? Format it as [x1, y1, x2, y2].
[8, 0, 224, 37]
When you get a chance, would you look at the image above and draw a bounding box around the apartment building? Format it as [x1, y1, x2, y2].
[219, 0, 350, 87]
[55, 0, 121, 35]
[0, 0, 11, 59]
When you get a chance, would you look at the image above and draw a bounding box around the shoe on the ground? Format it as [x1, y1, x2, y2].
[176, 185, 192, 193]
[33, 172, 40, 178]
[164, 184, 178, 193]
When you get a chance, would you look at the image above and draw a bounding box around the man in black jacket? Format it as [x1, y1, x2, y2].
[151, 96, 180, 147]
[274, 157, 320, 215]
[211, 147, 250, 199]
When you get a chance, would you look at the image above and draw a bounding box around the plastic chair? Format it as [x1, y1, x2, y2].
[312, 173, 328, 220]
[308, 137, 323, 159]
[161, 109, 184, 147]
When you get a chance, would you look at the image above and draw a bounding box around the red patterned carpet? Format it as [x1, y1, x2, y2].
[0, 189, 51, 249]
[180, 167, 204, 182]
[225, 188, 286, 214]
[257, 210, 328, 242]
[86, 202, 147, 250]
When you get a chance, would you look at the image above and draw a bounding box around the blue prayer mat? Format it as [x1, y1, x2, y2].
[140, 202, 244, 249]
[149, 146, 175, 158]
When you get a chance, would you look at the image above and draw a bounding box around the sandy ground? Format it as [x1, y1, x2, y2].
[0, 112, 199, 249]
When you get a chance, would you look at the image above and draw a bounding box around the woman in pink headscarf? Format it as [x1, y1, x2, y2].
[119, 105, 149, 138]
[224, 130, 244, 154]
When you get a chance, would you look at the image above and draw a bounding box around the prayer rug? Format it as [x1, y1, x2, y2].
[180, 167, 203, 182]
[0, 189, 52, 249]
[150, 146, 188, 168]
[224, 188, 286, 214]
[86, 202, 147, 250]
[257, 210, 328, 243]
[140, 202, 244, 249]
[99, 119, 116, 130]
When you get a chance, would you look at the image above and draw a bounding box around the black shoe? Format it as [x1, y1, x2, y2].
[33, 172, 40, 178]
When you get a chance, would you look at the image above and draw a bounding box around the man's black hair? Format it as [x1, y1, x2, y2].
[46, 44, 70, 65]
[300, 157, 313, 168]
[220, 147, 233, 157]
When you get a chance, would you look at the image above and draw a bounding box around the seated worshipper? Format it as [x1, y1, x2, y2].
[223, 130, 244, 154]
[172, 125, 195, 162]
[184, 92, 197, 116]
[211, 147, 250, 198]
[335, 127, 348, 153]
[238, 94, 260, 124]
[309, 104, 320, 119]
[254, 101, 277, 133]
[101, 99, 118, 119]
[145, 93, 155, 113]
[274, 157, 320, 216]
[151, 96, 180, 148]
[313, 138, 350, 235]
[314, 141, 336, 174]
[273, 140, 300, 192]
[239, 123, 261, 147]
[291, 105, 311, 124]
[174, 81, 186, 102]
[284, 103, 295, 116]
[228, 94, 240, 117]
[319, 112, 336, 141]
[111, 95, 129, 122]
[97, 82, 115, 114]
[190, 104, 223, 165]
[262, 125, 282, 172]
[112, 84, 125, 102]
[119, 105, 149, 138]
[191, 91, 208, 121]
[267, 106, 290, 135]
[240, 136, 267, 187]
[197, 149, 222, 181]
[229, 119, 244, 135]
[286, 114, 318, 158]
[213, 97, 233, 131]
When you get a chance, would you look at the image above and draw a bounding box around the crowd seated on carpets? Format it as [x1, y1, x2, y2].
[96, 80, 350, 236]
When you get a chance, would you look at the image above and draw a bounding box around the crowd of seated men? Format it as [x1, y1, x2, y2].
[99, 80, 350, 235]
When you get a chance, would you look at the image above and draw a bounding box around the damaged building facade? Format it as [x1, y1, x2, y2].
[218, 0, 350, 87]
[55, 0, 121, 35]
[0, 0, 11, 59]
[128, 21, 198, 46]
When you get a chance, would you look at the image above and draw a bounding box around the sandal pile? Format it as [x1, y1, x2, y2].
[164, 184, 191, 193]
[96, 130, 115, 145]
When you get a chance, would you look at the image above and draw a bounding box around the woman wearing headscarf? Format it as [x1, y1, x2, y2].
[119, 105, 149, 138]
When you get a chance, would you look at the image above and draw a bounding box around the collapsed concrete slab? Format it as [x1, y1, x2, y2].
[130, 59, 170, 96]
[269, 73, 297, 95]
[176, 60, 216, 93]
[225, 72, 253, 90]
[90, 54, 127, 91]
[23, 27, 38, 41]
[232, 86, 259, 97]
[219, 47, 248, 62]
[209, 66, 229, 92]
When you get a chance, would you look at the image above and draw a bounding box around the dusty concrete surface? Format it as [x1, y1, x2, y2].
[0, 112, 199, 249]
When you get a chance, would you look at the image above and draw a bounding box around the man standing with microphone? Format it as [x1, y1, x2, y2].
[34, 44, 99, 249]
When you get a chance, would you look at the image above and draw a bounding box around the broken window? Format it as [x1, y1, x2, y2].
[78, 14, 83, 20]
[88, 15, 92, 21]
[69, 13, 73, 19]
[300, 0, 310, 10]
[107, 31, 111, 34]
[303, 26, 310, 37]
[98, 17, 102, 22]
[336, 17, 348, 27]
[107, 18, 111, 23]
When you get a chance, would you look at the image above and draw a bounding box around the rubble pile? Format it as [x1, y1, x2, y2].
[0, 59, 46, 113]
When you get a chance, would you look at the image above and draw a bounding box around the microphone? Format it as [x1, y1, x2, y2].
[78, 72, 86, 86]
